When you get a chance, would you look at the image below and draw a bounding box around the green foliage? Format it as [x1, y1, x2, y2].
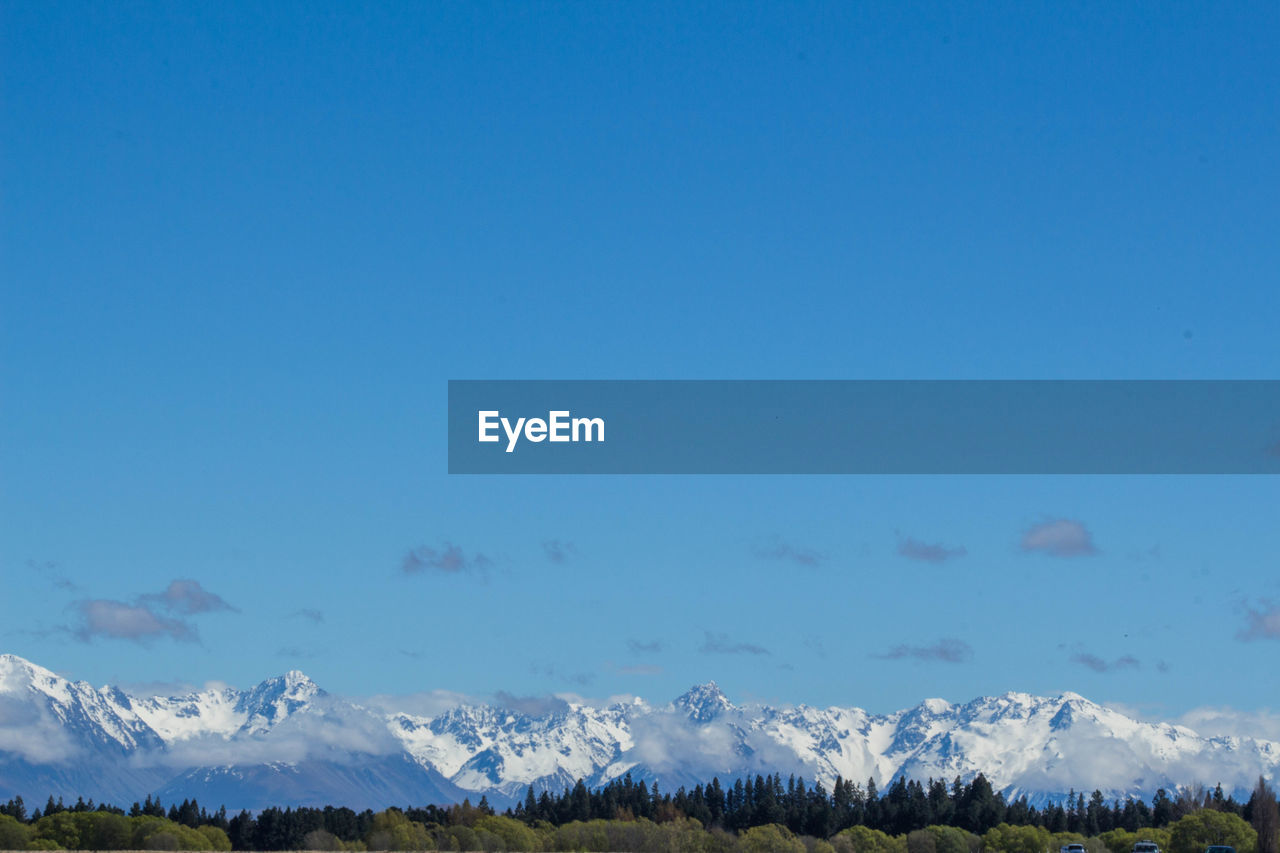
[834, 825, 907, 853]
[0, 814, 34, 850]
[925, 824, 980, 853]
[983, 822, 1053, 853]
[196, 824, 233, 851]
[476, 814, 542, 851]
[803, 837, 838, 853]
[545, 815, 721, 852]
[132, 814, 218, 850]
[1100, 828, 1173, 853]
[366, 809, 433, 850]
[33, 812, 82, 850]
[739, 823, 807, 853]
[1169, 811, 1257, 853]
[304, 828, 346, 850]
[76, 811, 134, 850]
[1052, 831, 1090, 850]
[907, 828, 936, 853]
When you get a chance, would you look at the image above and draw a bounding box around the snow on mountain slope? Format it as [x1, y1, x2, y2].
[3, 652, 1280, 810]
[390, 699, 638, 799]
[0, 653, 163, 755]
[131, 686, 244, 742]
[132, 669, 323, 741]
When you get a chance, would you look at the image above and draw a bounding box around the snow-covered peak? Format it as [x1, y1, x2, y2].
[233, 670, 323, 733]
[0, 653, 66, 695]
[674, 682, 734, 722]
[0, 654, 166, 754]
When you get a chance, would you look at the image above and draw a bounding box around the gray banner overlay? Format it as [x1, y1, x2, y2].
[448, 381, 1280, 474]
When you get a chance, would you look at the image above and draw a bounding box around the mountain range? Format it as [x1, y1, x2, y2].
[1, 653, 1276, 812]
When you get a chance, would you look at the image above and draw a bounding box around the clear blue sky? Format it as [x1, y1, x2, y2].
[2, 2, 1278, 719]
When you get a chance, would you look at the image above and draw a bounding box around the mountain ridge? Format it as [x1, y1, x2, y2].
[0, 653, 1275, 812]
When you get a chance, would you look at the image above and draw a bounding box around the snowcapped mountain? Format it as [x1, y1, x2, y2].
[1, 653, 1278, 812]
[673, 681, 735, 723]
[390, 699, 639, 802]
[131, 670, 323, 742]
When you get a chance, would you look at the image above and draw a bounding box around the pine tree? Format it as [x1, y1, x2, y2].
[1153, 788, 1174, 826]
[523, 786, 537, 823]
[1251, 777, 1279, 853]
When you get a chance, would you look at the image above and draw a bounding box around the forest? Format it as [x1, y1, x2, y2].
[0, 772, 1275, 853]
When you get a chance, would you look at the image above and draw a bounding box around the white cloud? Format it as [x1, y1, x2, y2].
[897, 536, 967, 563]
[364, 689, 474, 718]
[0, 695, 80, 763]
[132, 695, 402, 769]
[74, 599, 197, 643]
[1021, 519, 1098, 557]
[1239, 601, 1280, 641]
[1177, 706, 1280, 742]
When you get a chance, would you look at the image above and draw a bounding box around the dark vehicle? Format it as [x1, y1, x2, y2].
[1204, 847, 1235, 853]
[1133, 843, 1162, 853]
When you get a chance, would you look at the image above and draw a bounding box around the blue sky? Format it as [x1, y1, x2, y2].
[2, 2, 1279, 721]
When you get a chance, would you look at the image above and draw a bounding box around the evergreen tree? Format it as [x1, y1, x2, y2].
[708, 777, 726, 825]
[1251, 777, 1280, 853]
[522, 786, 537, 823]
[1153, 788, 1174, 826]
[0, 796, 25, 822]
[1087, 790, 1105, 835]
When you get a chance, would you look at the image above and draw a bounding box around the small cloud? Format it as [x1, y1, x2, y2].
[27, 559, 76, 591]
[897, 536, 966, 563]
[1021, 518, 1098, 557]
[493, 691, 571, 716]
[141, 579, 236, 615]
[118, 678, 209, 697]
[68, 579, 234, 645]
[878, 638, 973, 664]
[73, 599, 196, 644]
[530, 662, 595, 687]
[1238, 600, 1280, 641]
[752, 539, 825, 567]
[628, 639, 666, 654]
[401, 543, 493, 577]
[699, 631, 771, 656]
[277, 646, 321, 660]
[1071, 653, 1108, 672]
[614, 664, 663, 676]
[542, 540, 577, 563]
[1071, 652, 1141, 673]
[290, 608, 325, 624]
[365, 689, 471, 717]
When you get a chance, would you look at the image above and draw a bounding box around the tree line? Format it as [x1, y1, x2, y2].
[0, 773, 1275, 852]
[510, 773, 1268, 839]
